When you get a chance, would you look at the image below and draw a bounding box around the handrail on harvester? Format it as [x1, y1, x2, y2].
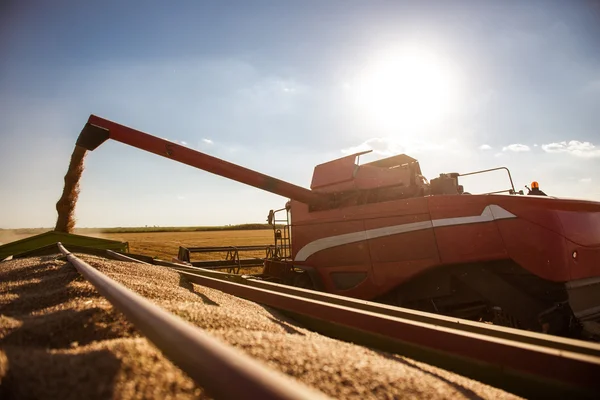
[459, 166, 517, 195]
[76, 115, 329, 207]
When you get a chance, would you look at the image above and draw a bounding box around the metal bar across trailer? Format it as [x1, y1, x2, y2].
[59, 243, 330, 400]
[175, 267, 600, 399]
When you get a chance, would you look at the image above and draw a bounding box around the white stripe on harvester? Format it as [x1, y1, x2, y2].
[294, 204, 516, 262]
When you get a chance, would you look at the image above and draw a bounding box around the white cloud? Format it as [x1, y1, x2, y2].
[502, 144, 530, 152]
[341, 137, 400, 156]
[176, 195, 186, 200]
[202, 138, 214, 144]
[580, 178, 592, 183]
[542, 142, 565, 152]
[341, 137, 452, 157]
[494, 152, 503, 158]
[479, 144, 492, 150]
[541, 140, 600, 158]
[180, 140, 188, 146]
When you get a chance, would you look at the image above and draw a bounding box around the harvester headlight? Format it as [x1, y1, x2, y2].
[572, 251, 578, 260]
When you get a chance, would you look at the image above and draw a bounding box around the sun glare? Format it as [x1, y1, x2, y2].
[354, 47, 459, 132]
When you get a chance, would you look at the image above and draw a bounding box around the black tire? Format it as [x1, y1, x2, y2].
[292, 272, 314, 290]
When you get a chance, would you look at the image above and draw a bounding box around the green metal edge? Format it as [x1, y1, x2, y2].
[0, 231, 128, 260]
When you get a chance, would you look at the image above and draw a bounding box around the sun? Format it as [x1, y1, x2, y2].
[353, 46, 459, 133]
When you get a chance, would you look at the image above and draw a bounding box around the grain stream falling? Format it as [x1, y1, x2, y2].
[55, 146, 87, 233]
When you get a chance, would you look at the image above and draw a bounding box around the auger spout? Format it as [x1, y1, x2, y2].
[76, 115, 329, 207]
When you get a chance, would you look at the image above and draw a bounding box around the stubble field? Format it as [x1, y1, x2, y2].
[93, 230, 274, 260]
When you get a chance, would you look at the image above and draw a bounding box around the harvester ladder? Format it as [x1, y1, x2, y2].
[271, 208, 292, 259]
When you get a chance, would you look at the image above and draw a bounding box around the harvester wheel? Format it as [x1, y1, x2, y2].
[292, 272, 314, 290]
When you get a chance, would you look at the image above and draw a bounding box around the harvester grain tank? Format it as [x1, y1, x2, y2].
[76, 115, 600, 337]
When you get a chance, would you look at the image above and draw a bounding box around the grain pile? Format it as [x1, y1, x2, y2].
[54, 146, 87, 233]
[0, 255, 521, 399]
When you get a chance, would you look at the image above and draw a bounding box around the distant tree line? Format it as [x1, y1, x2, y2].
[0, 223, 284, 235]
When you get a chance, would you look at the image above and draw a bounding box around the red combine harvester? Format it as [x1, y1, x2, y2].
[77, 115, 600, 338]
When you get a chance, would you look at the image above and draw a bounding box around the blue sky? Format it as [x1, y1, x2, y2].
[1, 1, 599, 228]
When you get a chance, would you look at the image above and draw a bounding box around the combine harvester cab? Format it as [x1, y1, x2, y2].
[76, 115, 600, 338]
